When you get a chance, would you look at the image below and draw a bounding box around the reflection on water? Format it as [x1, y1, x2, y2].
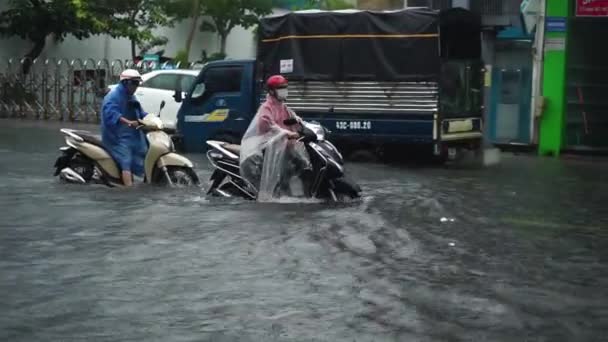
[1, 119, 607, 341]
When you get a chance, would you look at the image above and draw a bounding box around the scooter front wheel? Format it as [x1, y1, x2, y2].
[161, 166, 199, 187]
[331, 177, 362, 200]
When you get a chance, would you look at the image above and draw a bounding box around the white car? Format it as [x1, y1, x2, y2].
[107, 69, 199, 129]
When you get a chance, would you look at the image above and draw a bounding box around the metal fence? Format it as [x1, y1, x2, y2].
[0, 57, 202, 122]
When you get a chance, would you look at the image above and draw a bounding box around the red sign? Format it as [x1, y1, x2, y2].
[576, 0, 608, 17]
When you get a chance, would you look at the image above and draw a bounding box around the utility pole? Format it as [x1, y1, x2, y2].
[479, 0, 502, 166]
[526, 0, 546, 145]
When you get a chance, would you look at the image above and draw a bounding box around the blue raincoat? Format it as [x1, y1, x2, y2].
[101, 82, 148, 176]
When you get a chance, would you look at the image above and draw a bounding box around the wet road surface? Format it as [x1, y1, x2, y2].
[1, 119, 607, 341]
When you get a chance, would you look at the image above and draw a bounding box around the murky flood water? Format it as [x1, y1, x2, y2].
[1, 119, 607, 341]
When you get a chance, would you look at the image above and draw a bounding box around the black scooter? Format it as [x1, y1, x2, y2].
[205, 119, 361, 201]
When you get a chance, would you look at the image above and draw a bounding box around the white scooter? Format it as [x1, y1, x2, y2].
[53, 101, 199, 187]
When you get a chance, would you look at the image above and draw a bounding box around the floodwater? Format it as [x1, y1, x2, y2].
[1, 119, 607, 342]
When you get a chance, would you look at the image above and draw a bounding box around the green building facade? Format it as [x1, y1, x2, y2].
[539, 0, 608, 156]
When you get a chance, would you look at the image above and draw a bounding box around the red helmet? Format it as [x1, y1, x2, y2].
[266, 75, 288, 89]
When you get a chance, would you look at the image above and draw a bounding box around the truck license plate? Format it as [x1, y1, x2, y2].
[335, 121, 372, 130]
[447, 119, 473, 133]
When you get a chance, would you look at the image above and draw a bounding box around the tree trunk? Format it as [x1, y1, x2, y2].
[185, 0, 201, 59]
[22, 38, 46, 75]
[129, 9, 139, 62]
[131, 39, 137, 62]
[219, 33, 227, 54]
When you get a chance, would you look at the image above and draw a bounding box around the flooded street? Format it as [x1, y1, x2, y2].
[1, 119, 607, 341]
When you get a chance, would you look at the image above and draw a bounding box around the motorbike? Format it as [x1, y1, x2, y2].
[205, 118, 361, 201]
[53, 101, 199, 187]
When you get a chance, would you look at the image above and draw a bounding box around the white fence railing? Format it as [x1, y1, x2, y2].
[0, 57, 202, 122]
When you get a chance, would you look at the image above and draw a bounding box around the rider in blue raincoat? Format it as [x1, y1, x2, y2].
[101, 69, 148, 186]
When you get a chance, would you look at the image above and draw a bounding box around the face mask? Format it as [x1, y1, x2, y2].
[276, 88, 288, 101]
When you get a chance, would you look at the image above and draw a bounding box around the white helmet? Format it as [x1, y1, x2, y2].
[119, 69, 143, 82]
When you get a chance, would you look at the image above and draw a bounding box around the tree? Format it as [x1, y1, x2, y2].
[297, 0, 355, 10]
[0, 0, 175, 69]
[165, 0, 203, 62]
[321, 0, 355, 9]
[0, 0, 114, 73]
[139, 36, 169, 56]
[108, 0, 173, 60]
[199, 0, 273, 54]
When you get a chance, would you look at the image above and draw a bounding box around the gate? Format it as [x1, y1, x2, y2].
[0, 57, 200, 122]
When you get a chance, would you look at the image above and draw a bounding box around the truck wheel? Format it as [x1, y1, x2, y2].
[430, 153, 448, 165]
[348, 149, 379, 163]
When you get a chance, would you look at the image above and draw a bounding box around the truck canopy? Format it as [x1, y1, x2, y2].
[257, 7, 481, 82]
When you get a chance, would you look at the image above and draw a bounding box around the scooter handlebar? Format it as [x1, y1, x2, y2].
[135, 119, 174, 134]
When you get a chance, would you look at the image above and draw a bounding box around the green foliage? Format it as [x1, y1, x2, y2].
[139, 36, 169, 55]
[292, 0, 355, 10]
[103, 0, 173, 59]
[199, 0, 273, 53]
[164, 0, 199, 20]
[0, 0, 174, 62]
[1, 81, 37, 105]
[324, 0, 355, 9]
[201, 50, 227, 63]
[174, 49, 190, 67]
[0, 0, 112, 43]
[0, 0, 119, 72]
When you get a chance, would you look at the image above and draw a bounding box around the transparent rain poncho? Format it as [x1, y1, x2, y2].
[239, 95, 311, 201]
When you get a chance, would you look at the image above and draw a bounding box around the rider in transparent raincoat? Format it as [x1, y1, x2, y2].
[239, 75, 311, 201]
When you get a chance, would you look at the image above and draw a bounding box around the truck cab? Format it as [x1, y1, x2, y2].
[175, 59, 260, 152]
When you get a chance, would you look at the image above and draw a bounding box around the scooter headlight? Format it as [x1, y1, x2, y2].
[209, 151, 223, 159]
[304, 122, 326, 141]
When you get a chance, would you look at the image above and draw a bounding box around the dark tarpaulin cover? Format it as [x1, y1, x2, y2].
[257, 8, 440, 82]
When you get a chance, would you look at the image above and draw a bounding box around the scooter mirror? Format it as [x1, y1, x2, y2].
[173, 89, 183, 103]
[158, 100, 166, 117]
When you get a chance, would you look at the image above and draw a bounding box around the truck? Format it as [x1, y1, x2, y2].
[173, 7, 485, 162]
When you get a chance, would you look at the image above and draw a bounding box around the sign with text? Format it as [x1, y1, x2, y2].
[545, 37, 566, 52]
[521, 0, 541, 34]
[576, 0, 608, 17]
[280, 59, 293, 73]
[546, 17, 567, 32]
